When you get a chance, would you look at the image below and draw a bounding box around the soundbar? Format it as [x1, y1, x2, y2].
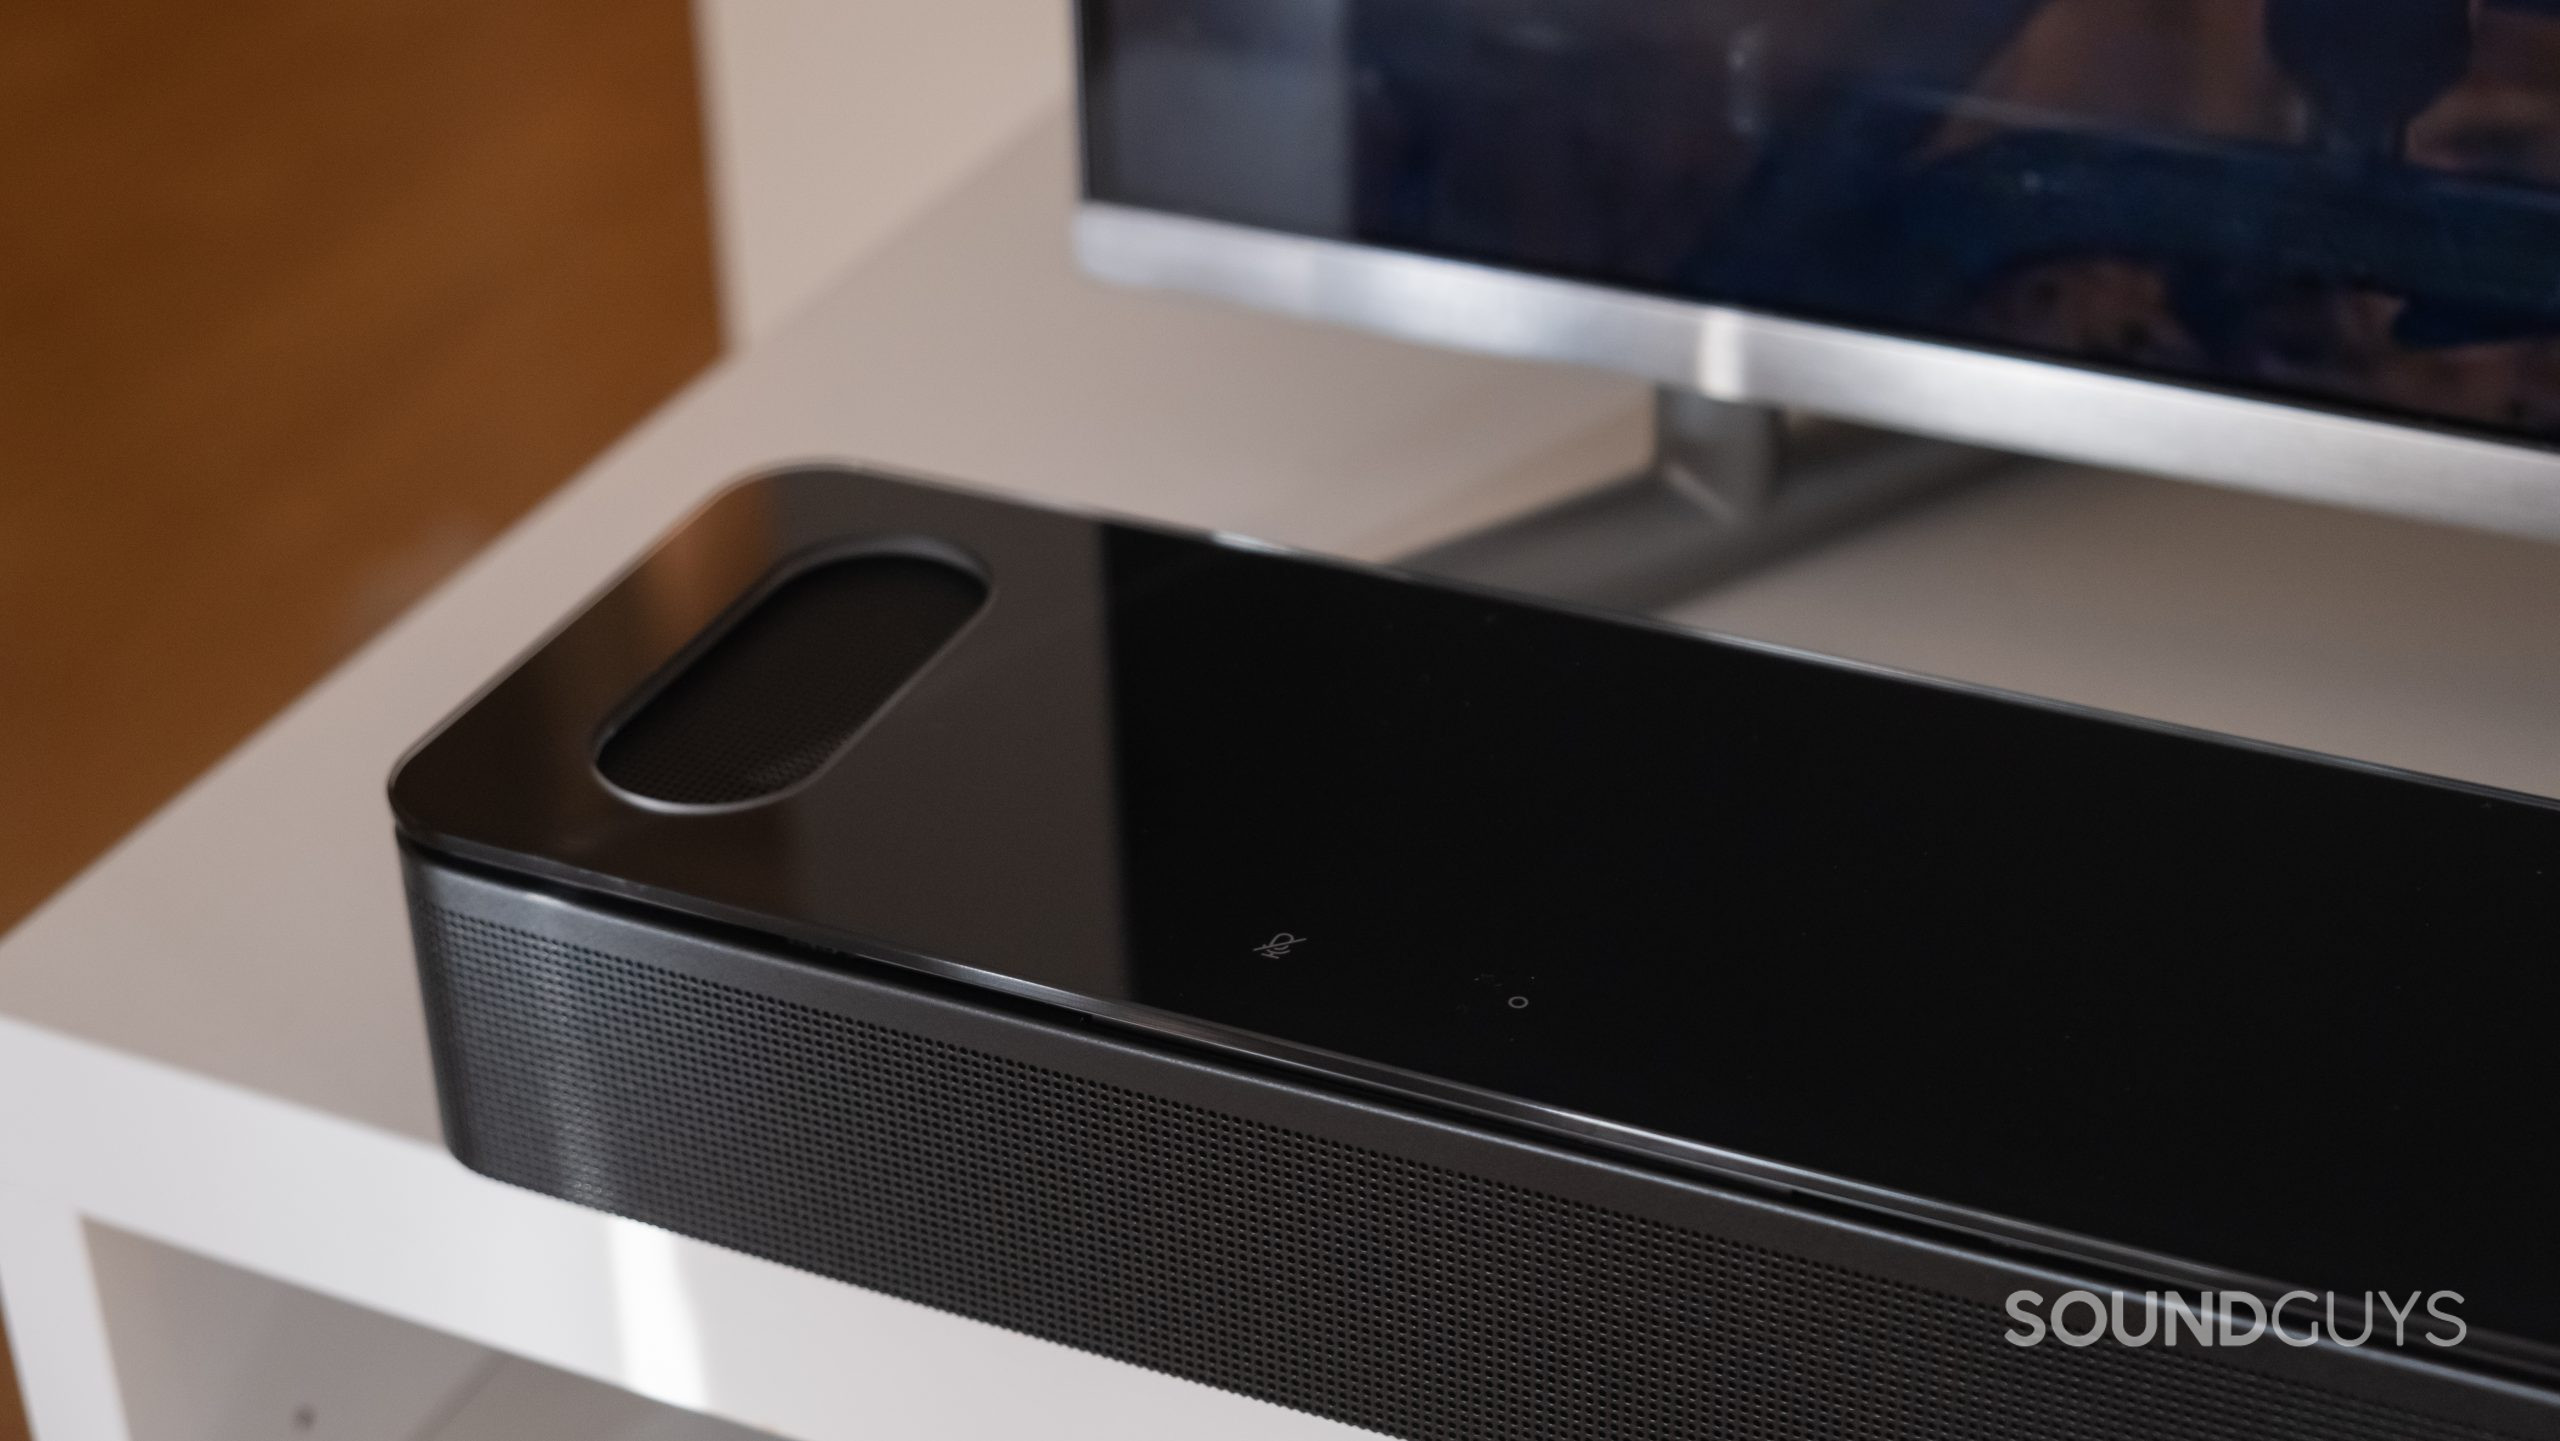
[393, 467, 2560, 1439]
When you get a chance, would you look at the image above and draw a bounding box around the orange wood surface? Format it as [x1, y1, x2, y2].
[0, 0, 719, 930]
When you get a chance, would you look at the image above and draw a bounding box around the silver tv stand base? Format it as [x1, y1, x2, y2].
[1401, 387, 2019, 613]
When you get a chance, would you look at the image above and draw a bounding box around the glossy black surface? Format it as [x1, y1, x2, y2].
[395, 469, 2560, 1360]
[1081, 0, 2560, 444]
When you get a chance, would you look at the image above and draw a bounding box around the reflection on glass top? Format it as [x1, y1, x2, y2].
[1082, 0, 2560, 442]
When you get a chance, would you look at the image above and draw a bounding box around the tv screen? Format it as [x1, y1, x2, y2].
[1082, 0, 2560, 446]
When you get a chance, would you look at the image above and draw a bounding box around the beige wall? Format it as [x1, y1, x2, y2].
[694, 0, 1073, 343]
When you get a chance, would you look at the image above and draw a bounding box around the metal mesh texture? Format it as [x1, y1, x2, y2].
[411, 899, 2533, 1441]
[595, 554, 984, 806]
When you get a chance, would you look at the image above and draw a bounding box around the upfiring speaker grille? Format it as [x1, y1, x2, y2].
[596, 553, 985, 807]
[411, 900, 2523, 1441]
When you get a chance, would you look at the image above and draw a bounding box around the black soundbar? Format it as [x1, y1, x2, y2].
[393, 467, 2560, 1439]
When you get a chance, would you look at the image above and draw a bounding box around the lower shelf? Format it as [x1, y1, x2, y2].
[89, 1224, 774, 1441]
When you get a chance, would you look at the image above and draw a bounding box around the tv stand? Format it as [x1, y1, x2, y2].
[1403, 386, 2018, 610]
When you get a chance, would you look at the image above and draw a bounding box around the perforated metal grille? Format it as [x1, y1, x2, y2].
[595, 554, 984, 806]
[412, 901, 2529, 1441]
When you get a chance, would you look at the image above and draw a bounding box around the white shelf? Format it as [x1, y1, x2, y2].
[94, 1225, 773, 1441]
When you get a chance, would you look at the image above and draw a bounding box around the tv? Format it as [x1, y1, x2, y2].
[1075, 0, 2560, 544]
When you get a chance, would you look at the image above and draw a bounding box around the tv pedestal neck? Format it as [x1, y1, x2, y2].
[1404, 386, 2016, 610]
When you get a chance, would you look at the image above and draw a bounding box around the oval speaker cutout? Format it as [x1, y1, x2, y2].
[598, 551, 987, 809]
